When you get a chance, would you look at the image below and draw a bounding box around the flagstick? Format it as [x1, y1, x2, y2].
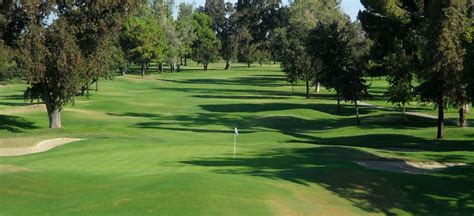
[233, 133, 236, 158]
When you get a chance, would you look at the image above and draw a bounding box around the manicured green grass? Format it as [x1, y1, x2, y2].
[0, 62, 473, 215]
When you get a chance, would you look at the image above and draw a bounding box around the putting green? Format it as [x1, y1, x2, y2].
[0, 63, 473, 215]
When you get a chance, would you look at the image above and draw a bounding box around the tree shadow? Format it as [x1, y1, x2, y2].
[285, 132, 474, 152]
[200, 103, 374, 116]
[0, 93, 31, 106]
[0, 114, 37, 132]
[192, 94, 291, 100]
[181, 146, 474, 215]
[154, 86, 337, 100]
[159, 75, 287, 87]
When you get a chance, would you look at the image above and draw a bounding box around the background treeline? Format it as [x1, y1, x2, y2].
[0, 0, 473, 140]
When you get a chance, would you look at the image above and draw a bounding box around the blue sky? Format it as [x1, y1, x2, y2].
[173, 0, 365, 21]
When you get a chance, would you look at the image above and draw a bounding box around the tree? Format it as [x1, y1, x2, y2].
[221, 2, 237, 70]
[16, 0, 141, 128]
[233, 0, 287, 67]
[120, 14, 166, 76]
[307, 21, 350, 110]
[384, 50, 415, 121]
[176, 3, 196, 67]
[191, 12, 221, 71]
[308, 20, 370, 120]
[0, 42, 16, 81]
[359, 0, 422, 120]
[417, 0, 469, 139]
[458, 6, 474, 127]
[235, 26, 257, 67]
[274, 25, 316, 99]
[19, 19, 83, 128]
[339, 66, 369, 125]
[203, 0, 225, 33]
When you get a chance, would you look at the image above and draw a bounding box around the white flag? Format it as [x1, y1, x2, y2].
[234, 127, 238, 135]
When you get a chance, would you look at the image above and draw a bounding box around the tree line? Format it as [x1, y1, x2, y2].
[0, 0, 473, 140]
[267, 0, 473, 139]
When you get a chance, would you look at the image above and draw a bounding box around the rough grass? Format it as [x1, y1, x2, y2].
[0, 62, 473, 215]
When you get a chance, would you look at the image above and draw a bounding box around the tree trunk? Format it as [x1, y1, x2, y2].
[315, 82, 320, 93]
[336, 91, 341, 111]
[225, 60, 230, 70]
[159, 63, 163, 74]
[47, 106, 62, 128]
[184, 57, 187, 66]
[95, 78, 99, 91]
[437, 95, 445, 139]
[247, 63, 251, 68]
[305, 80, 310, 99]
[177, 64, 181, 72]
[355, 100, 360, 125]
[86, 82, 90, 99]
[204, 63, 208, 71]
[292, 83, 294, 94]
[401, 104, 406, 122]
[141, 62, 145, 76]
[459, 104, 468, 127]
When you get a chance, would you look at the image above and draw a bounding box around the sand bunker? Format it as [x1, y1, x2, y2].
[0, 138, 82, 156]
[355, 160, 466, 175]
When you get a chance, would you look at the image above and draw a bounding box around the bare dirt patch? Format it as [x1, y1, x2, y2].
[354, 160, 466, 175]
[0, 164, 34, 174]
[0, 138, 82, 156]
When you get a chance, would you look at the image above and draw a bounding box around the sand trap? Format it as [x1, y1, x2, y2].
[355, 160, 466, 175]
[0, 164, 34, 174]
[0, 138, 82, 156]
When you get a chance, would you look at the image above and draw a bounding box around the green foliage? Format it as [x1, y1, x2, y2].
[19, 18, 83, 127]
[203, 0, 226, 33]
[191, 11, 221, 70]
[235, 26, 257, 67]
[463, 21, 474, 103]
[274, 25, 315, 97]
[176, 3, 196, 63]
[307, 20, 369, 111]
[120, 13, 167, 75]
[0, 41, 17, 81]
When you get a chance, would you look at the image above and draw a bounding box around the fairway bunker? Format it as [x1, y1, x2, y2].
[354, 160, 466, 175]
[0, 138, 82, 156]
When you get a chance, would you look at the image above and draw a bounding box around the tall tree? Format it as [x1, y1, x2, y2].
[359, 0, 422, 119]
[417, 0, 469, 138]
[19, 19, 83, 128]
[235, 26, 257, 68]
[0, 42, 16, 81]
[16, 0, 141, 128]
[221, 2, 237, 70]
[191, 11, 221, 71]
[203, 0, 225, 33]
[308, 20, 369, 121]
[120, 14, 166, 76]
[176, 3, 196, 67]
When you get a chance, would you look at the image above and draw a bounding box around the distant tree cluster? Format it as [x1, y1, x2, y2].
[359, 0, 473, 138]
[268, 0, 369, 124]
[1, 0, 142, 128]
[1, 0, 472, 139]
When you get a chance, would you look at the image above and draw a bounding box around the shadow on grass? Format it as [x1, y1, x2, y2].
[0, 93, 31, 106]
[200, 103, 374, 117]
[181, 146, 474, 215]
[159, 75, 287, 87]
[0, 114, 37, 132]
